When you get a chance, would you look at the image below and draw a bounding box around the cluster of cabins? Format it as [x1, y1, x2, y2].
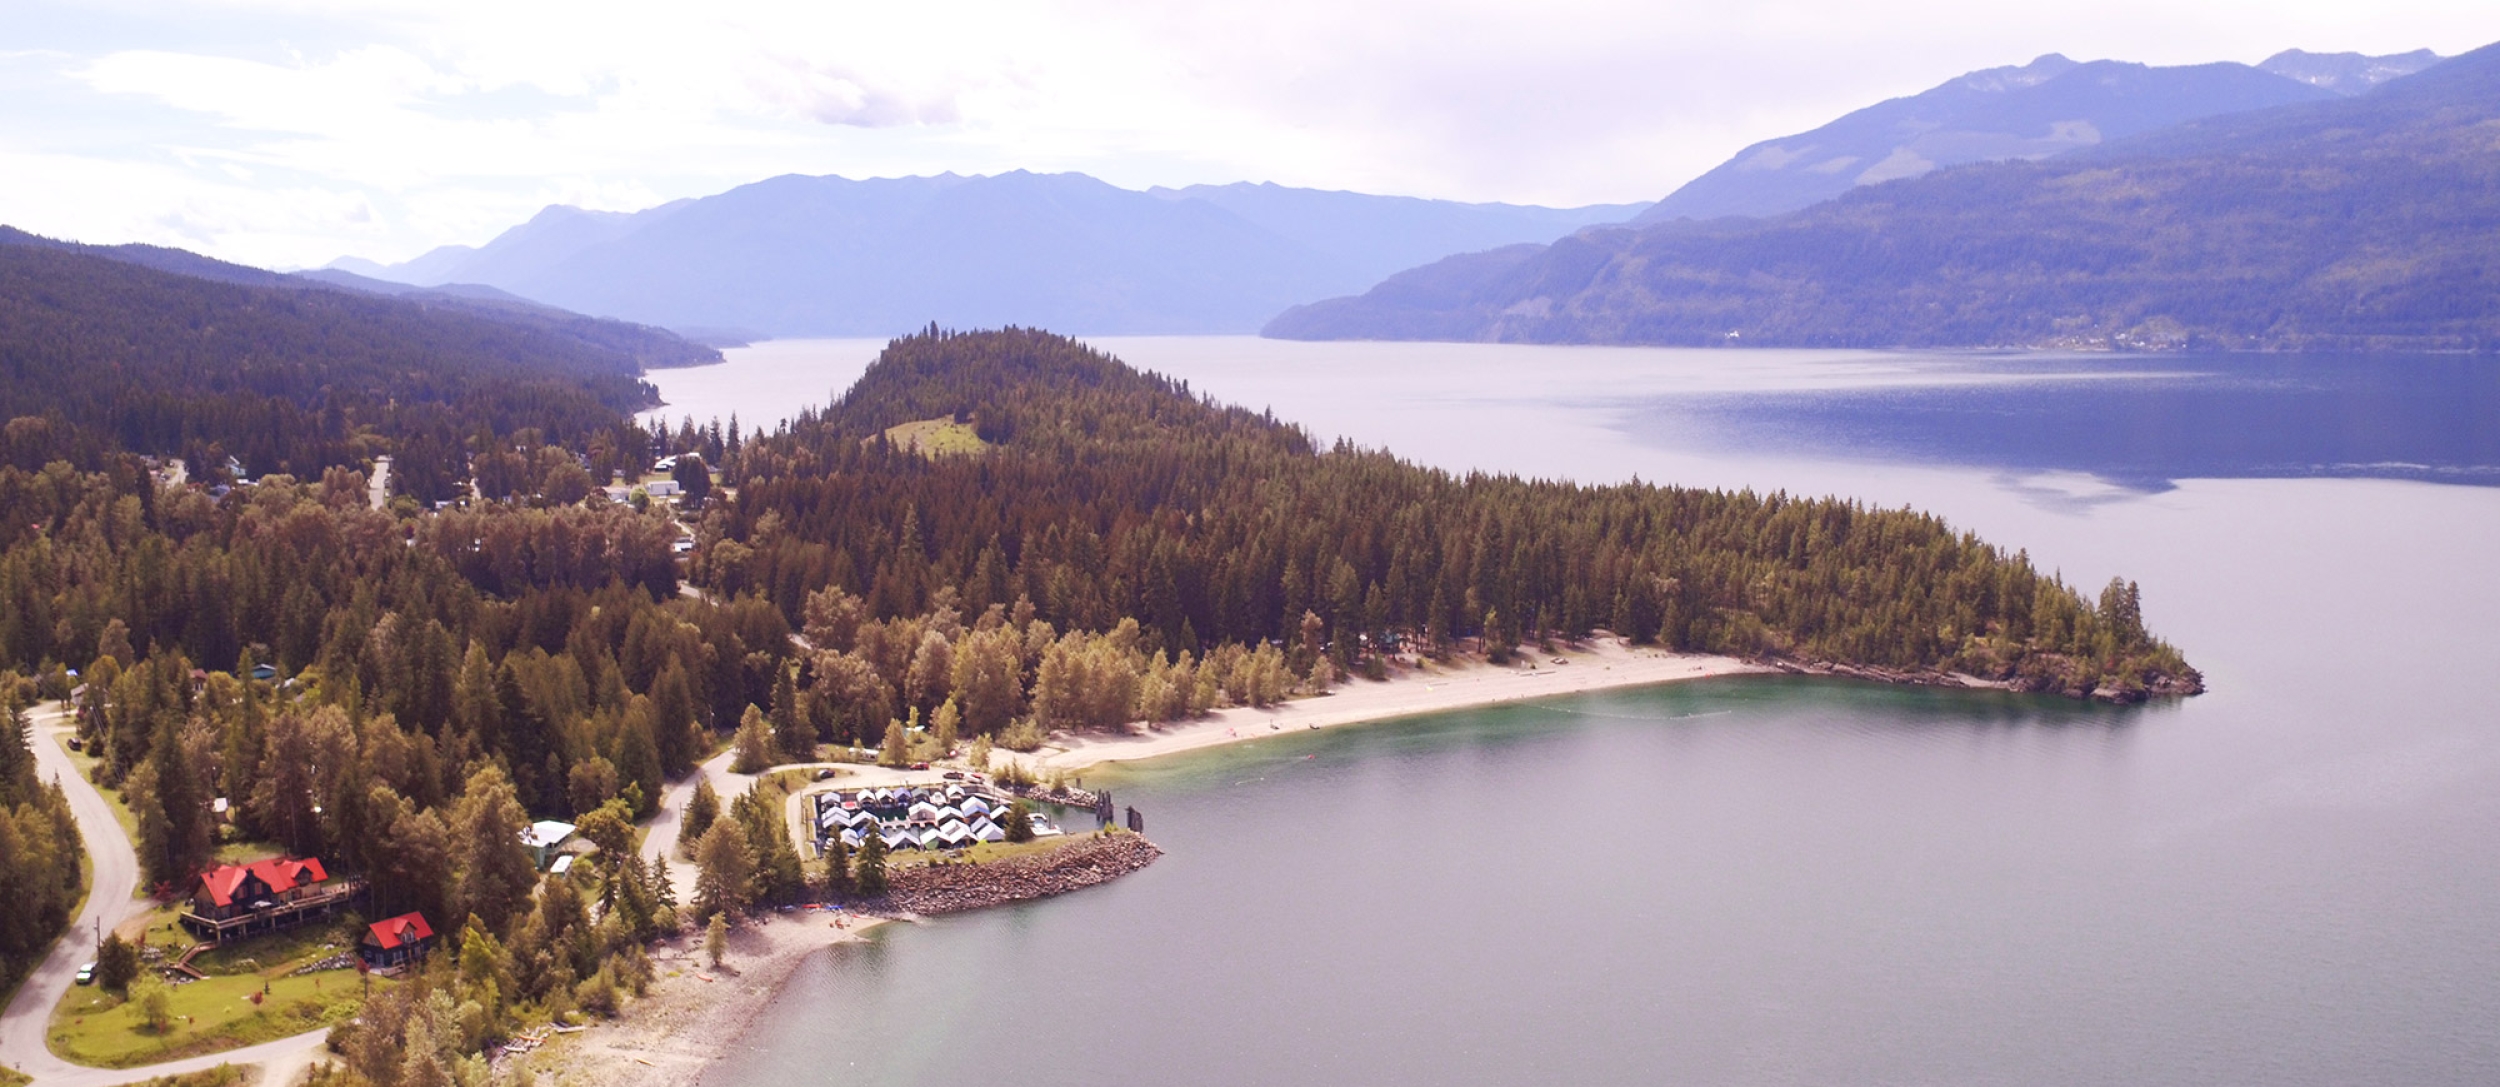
[812, 784, 1060, 854]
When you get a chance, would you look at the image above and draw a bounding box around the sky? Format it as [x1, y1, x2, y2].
[3, 0, 2494, 271]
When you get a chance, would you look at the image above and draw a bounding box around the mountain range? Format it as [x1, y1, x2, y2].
[0, 226, 718, 370]
[1633, 51, 2406, 224]
[329, 176, 1649, 338]
[1265, 43, 2496, 351]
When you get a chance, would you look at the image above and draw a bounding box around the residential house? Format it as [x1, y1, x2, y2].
[359, 912, 438, 970]
[181, 856, 359, 943]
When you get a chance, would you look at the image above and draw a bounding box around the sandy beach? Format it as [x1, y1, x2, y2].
[556, 639, 1760, 1087]
[1026, 639, 1769, 772]
[527, 910, 888, 1087]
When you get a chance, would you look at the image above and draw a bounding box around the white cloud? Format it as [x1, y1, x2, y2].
[2, 0, 2494, 268]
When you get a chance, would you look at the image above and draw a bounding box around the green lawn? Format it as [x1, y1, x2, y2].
[111, 903, 189, 948]
[49, 915, 375, 1069]
[880, 416, 990, 457]
[49, 968, 376, 1068]
[211, 839, 282, 866]
[128, 1066, 252, 1087]
[0, 1063, 29, 1087]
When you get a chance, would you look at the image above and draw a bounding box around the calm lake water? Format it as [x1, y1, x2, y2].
[669, 338, 2500, 1086]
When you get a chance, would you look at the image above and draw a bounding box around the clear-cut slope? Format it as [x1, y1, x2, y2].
[2258, 48, 2445, 95]
[1265, 39, 2500, 352]
[1636, 54, 2339, 223]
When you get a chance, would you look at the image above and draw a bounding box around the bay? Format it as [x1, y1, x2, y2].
[670, 337, 2500, 1086]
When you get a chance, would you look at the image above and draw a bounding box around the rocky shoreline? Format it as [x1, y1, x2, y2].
[872, 832, 1162, 915]
[1765, 657, 2205, 703]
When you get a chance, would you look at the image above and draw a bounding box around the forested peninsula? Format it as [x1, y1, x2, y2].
[711, 327, 2199, 724]
[0, 245, 2194, 1083]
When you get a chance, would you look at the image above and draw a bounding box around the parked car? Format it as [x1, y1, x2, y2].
[941, 771, 964, 781]
[74, 962, 94, 985]
[909, 762, 930, 771]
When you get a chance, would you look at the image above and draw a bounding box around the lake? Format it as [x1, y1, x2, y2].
[667, 337, 2500, 1086]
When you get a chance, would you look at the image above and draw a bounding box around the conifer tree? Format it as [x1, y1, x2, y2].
[682, 778, 720, 847]
[851, 830, 887, 898]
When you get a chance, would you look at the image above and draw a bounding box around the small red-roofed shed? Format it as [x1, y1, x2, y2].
[360, 912, 438, 969]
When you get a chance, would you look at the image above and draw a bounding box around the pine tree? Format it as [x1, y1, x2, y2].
[730, 705, 775, 774]
[95, 931, 139, 992]
[681, 778, 719, 848]
[851, 829, 887, 898]
[877, 720, 907, 768]
[691, 819, 754, 920]
[931, 698, 961, 756]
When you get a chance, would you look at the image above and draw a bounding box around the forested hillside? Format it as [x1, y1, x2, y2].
[0, 227, 720, 371]
[1267, 39, 2500, 351]
[0, 237, 758, 1011]
[0, 693, 82, 1000]
[0, 313, 2195, 1062]
[713, 328, 2199, 728]
[1635, 53, 2335, 223]
[0, 242, 660, 501]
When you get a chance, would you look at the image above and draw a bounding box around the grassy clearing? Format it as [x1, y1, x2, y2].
[112, 903, 188, 945]
[50, 915, 373, 1069]
[49, 969, 374, 1068]
[0, 1064, 28, 1087]
[210, 839, 282, 866]
[187, 918, 359, 977]
[880, 416, 989, 457]
[752, 768, 813, 807]
[127, 1065, 252, 1087]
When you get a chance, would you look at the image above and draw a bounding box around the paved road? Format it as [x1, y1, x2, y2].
[366, 456, 390, 511]
[643, 749, 750, 899]
[0, 706, 328, 1087]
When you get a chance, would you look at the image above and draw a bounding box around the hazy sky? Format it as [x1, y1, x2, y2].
[5, 0, 2493, 270]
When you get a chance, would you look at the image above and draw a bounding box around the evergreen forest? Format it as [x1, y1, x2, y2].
[0, 244, 2195, 1071]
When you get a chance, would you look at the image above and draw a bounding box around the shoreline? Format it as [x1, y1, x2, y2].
[529, 910, 889, 1087]
[1022, 639, 1773, 773]
[556, 640, 2047, 1087]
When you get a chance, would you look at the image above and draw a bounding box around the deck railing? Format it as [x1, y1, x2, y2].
[179, 877, 367, 944]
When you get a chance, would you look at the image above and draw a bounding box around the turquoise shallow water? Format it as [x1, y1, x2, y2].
[675, 339, 2500, 1086]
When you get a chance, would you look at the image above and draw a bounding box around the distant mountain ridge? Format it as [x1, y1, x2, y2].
[1264, 39, 2500, 352]
[1635, 53, 2357, 223]
[0, 226, 719, 370]
[2257, 48, 2444, 95]
[330, 173, 1648, 337]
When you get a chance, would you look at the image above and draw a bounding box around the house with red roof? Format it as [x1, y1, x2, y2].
[359, 912, 438, 970]
[180, 856, 363, 944]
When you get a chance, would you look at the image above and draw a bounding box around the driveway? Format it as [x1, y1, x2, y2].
[0, 705, 328, 1087]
